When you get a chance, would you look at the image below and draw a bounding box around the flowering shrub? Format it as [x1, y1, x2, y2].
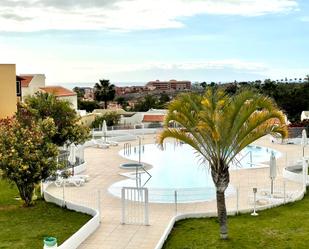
[18, 92, 90, 146]
[0, 117, 58, 206]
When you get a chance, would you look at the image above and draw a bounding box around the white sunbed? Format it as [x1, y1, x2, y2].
[92, 139, 110, 149]
[71, 174, 90, 182]
[107, 140, 118, 146]
[54, 176, 85, 187]
[249, 189, 294, 206]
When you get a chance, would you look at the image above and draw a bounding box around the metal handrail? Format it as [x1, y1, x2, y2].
[234, 150, 253, 168]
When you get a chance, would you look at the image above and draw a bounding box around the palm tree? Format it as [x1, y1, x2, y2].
[158, 88, 287, 239]
[94, 79, 116, 109]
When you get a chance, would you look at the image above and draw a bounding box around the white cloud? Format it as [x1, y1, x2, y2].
[300, 16, 309, 22]
[0, 0, 298, 32]
[20, 58, 269, 82]
[265, 67, 309, 79]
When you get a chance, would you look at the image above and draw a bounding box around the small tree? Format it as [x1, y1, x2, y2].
[91, 112, 121, 128]
[94, 79, 116, 109]
[78, 100, 100, 112]
[116, 96, 129, 110]
[158, 89, 287, 239]
[0, 117, 58, 206]
[133, 95, 159, 112]
[73, 87, 85, 99]
[18, 92, 90, 146]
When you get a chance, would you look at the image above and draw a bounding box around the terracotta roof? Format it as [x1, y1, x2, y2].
[40, 86, 76, 97]
[20, 76, 34, 87]
[142, 114, 165, 122]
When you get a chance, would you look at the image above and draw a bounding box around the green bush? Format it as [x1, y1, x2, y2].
[91, 112, 121, 128]
[78, 100, 100, 113]
[18, 92, 90, 146]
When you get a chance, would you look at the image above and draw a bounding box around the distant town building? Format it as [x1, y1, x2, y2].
[146, 79, 191, 91]
[83, 87, 94, 100]
[115, 86, 151, 96]
[40, 86, 78, 110]
[76, 87, 94, 100]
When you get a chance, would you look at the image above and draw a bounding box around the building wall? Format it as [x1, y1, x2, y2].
[120, 113, 144, 125]
[0, 64, 17, 118]
[21, 74, 46, 101]
[147, 80, 191, 91]
[58, 95, 78, 110]
[119, 110, 166, 126]
[301, 111, 309, 121]
[79, 113, 96, 127]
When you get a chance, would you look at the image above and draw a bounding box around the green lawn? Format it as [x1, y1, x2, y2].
[0, 179, 91, 249]
[163, 191, 309, 249]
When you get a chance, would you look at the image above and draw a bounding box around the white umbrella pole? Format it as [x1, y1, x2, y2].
[269, 151, 276, 195]
[303, 158, 307, 192]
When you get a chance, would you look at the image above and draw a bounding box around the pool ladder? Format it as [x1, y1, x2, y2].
[124, 143, 132, 155]
[234, 151, 253, 168]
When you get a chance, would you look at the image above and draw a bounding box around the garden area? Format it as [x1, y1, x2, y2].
[0, 93, 92, 248]
[0, 179, 91, 249]
[163, 190, 309, 249]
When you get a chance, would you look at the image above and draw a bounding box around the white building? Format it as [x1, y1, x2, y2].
[120, 109, 167, 128]
[20, 74, 46, 101]
[39, 86, 78, 110]
[301, 111, 309, 121]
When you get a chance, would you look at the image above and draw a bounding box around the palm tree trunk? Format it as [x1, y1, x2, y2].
[216, 189, 228, 239]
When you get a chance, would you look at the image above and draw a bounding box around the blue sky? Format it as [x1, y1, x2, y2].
[0, 0, 308, 86]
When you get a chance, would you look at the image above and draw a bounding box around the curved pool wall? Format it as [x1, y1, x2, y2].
[109, 143, 281, 203]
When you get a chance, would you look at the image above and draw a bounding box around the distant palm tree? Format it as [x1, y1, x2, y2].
[94, 79, 116, 109]
[158, 89, 287, 239]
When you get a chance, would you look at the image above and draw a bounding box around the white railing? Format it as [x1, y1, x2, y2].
[153, 158, 308, 249]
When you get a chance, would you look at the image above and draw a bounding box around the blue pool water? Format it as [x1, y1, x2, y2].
[108, 143, 281, 203]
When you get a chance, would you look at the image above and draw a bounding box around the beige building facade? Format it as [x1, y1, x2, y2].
[0, 64, 17, 118]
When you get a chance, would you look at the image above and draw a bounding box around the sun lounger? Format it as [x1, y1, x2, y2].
[107, 140, 118, 146]
[249, 189, 294, 206]
[54, 176, 85, 187]
[71, 174, 90, 182]
[91, 139, 110, 149]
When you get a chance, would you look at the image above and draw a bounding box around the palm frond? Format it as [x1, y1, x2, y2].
[159, 88, 287, 182]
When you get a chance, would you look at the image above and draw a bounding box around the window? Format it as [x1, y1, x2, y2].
[16, 81, 21, 96]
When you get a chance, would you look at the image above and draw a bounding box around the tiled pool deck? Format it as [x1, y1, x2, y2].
[47, 135, 305, 249]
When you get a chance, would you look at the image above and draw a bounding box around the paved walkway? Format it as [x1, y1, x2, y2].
[47, 135, 305, 249]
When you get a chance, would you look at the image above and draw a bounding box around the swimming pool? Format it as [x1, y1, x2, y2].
[108, 143, 281, 203]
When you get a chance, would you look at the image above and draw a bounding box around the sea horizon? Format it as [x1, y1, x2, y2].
[46, 81, 147, 90]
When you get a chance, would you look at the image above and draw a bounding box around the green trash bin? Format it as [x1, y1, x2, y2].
[43, 237, 57, 247]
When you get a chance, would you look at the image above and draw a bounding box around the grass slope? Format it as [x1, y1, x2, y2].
[163, 192, 309, 249]
[0, 179, 91, 249]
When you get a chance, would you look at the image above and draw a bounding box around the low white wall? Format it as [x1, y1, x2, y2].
[283, 167, 309, 184]
[72, 162, 87, 175]
[43, 187, 100, 249]
[89, 128, 159, 144]
[154, 180, 305, 249]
